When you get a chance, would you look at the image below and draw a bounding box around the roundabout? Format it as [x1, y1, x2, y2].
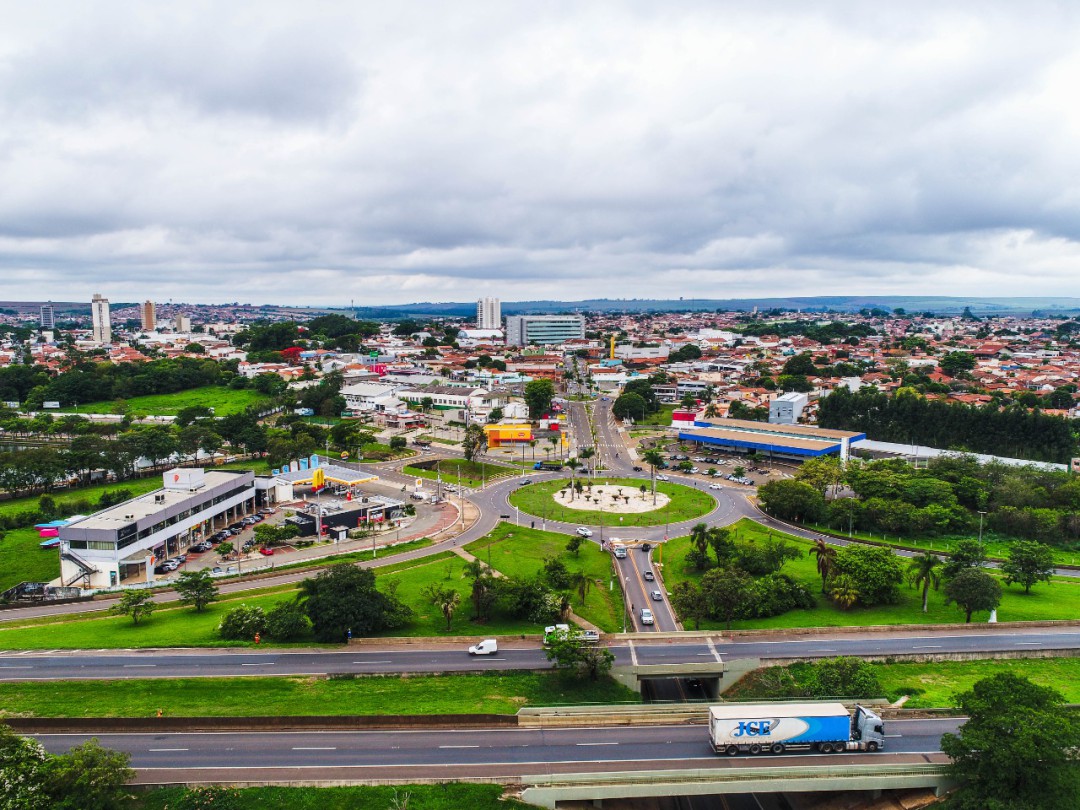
[507, 477, 716, 528]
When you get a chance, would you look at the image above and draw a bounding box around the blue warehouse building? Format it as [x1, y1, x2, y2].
[677, 418, 865, 462]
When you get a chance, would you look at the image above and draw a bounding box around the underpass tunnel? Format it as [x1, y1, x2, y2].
[639, 676, 721, 703]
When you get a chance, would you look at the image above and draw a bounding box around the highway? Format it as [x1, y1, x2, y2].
[33, 718, 958, 776]
[3, 628, 1078, 681]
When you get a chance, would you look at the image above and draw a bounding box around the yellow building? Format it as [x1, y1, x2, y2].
[484, 423, 533, 448]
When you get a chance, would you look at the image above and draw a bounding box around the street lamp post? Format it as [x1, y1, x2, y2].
[978, 510, 987, 546]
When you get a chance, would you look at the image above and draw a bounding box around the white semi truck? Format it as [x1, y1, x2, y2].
[708, 702, 886, 756]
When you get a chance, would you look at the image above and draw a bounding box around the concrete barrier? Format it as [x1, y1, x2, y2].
[4, 714, 517, 734]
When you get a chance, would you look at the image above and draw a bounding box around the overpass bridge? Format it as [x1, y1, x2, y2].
[520, 761, 955, 808]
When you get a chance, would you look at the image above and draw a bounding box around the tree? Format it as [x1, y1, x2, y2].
[700, 566, 751, 630]
[173, 569, 218, 612]
[809, 657, 881, 699]
[757, 479, 826, 523]
[670, 581, 708, 630]
[707, 526, 735, 567]
[944, 568, 1002, 623]
[941, 538, 987, 581]
[265, 601, 310, 640]
[46, 738, 135, 810]
[828, 574, 860, 609]
[829, 545, 904, 607]
[0, 723, 50, 810]
[941, 674, 1080, 809]
[642, 448, 665, 505]
[808, 538, 837, 593]
[524, 379, 555, 418]
[794, 456, 844, 496]
[939, 350, 977, 377]
[421, 583, 462, 631]
[111, 589, 155, 625]
[545, 629, 615, 680]
[462, 423, 486, 462]
[1002, 540, 1055, 594]
[389, 436, 407, 452]
[612, 392, 648, 421]
[565, 534, 584, 556]
[906, 551, 943, 613]
[570, 571, 592, 604]
[300, 564, 411, 642]
[218, 604, 268, 640]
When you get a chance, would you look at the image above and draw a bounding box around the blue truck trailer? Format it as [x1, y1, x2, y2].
[708, 702, 885, 755]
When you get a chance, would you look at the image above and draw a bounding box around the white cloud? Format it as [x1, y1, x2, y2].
[1, 1, 1079, 305]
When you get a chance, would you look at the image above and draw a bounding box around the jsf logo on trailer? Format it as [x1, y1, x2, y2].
[734, 720, 776, 737]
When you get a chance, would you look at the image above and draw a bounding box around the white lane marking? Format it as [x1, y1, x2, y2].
[0, 666, 33, 669]
[809, 649, 836, 653]
[353, 661, 392, 664]
[706, 637, 723, 663]
[628, 639, 638, 666]
[577, 742, 619, 746]
[123, 664, 156, 668]
[913, 645, 942, 649]
[149, 748, 188, 752]
[439, 744, 480, 749]
[1015, 642, 1042, 645]
[292, 746, 337, 750]
[241, 663, 274, 666]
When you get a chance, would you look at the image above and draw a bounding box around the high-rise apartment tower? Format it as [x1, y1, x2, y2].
[476, 297, 501, 330]
[91, 294, 111, 344]
[140, 300, 156, 331]
[40, 303, 55, 330]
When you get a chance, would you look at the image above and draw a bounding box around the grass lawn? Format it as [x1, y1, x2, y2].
[508, 478, 715, 528]
[0, 671, 638, 718]
[661, 518, 1080, 630]
[0, 528, 62, 592]
[727, 658, 1080, 709]
[805, 521, 1080, 567]
[138, 784, 532, 810]
[59, 386, 270, 417]
[634, 404, 677, 426]
[466, 523, 626, 632]
[404, 458, 516, 489]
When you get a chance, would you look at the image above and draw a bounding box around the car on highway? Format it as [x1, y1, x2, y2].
[640, 608, 654, 625]
[632, 465, 643, 471]
[651, 590, 663, 602]
[656, 474, 670, 481]
[643, 570, 655, 581]
[576, 527, 593, 537]
[708, 483, 723, 490]
[468, 639, 498, 655]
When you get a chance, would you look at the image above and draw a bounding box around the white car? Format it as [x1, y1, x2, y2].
[708, 483, 723, 490]
[640, 608, 654, 626]
[656, 474, 670, 481]
[468, 639, 498, 655]
[576, 527, 593, 537]
[651, 590, 663, 602]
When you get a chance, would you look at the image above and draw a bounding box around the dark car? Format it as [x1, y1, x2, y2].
[632, 466, 643, 472]
[229, 523, 244, 532]
[643, 571, 655, 581]
[641, 543, 652, 552]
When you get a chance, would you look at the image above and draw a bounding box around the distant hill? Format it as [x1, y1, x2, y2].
[352, 296, 1080, 319]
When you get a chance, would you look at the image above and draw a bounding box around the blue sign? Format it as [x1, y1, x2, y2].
[310, 454, 321, 468]
[734, 721, 776, 737]
[299, 459, 309, 470]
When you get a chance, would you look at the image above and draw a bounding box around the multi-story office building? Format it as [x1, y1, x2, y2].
[140, 300, 156, 331]
[40, 303, 54, 330]
[91, 293, 111, 344]
[505, 315, 585, 346]
[175, 314, 192, 332]
[476, 297, 501, 330]
[58, 468, 257, 589]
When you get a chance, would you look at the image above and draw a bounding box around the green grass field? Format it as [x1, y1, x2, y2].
[661, 518, 1080, 629]
[404, 458, 517, 489]
[465, 523, 626, 632]
[0, 528, 63, 592]
[508, 478, 715, 528]
[138, 784, 532, 810]
[0, 671, 638, 718]
[59, 386, 270, 417]
[634, 404, 677, 426]
[728, 658, 1080, 709]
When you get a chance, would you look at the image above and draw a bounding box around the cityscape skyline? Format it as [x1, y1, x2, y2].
[3, 3, 1080, 306]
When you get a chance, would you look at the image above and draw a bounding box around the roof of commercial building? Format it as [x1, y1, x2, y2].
[693, 418, 862, 441]
[275, 464, 380, 487]
[851, 439, 1068, 472]
[68, 470, 253, 531]
[680, 427, 842, 456]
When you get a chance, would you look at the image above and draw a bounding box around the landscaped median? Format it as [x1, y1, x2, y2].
[403, 457, 517, 489]
[508, 477, 715, 527]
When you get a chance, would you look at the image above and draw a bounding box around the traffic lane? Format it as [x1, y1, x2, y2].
[616, 555, 659, 632]
[33, 718, 959, 769]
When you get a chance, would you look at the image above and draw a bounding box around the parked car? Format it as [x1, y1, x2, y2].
[258, 547, 274, 556]
[640, 608, 654, 625]
[211, 567, 223, 574]
[643, 571, 655, 582]
[576, 527, 593, 537]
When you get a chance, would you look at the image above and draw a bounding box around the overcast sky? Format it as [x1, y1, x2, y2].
[2, 2, 1079, 306]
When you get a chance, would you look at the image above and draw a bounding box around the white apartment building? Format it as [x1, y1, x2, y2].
[477, 297, 501, 330]
[91, 293, 111, 344]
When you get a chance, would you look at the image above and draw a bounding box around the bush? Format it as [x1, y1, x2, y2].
[742, 573, 816, 618]
[266, 601, 310, 640]
[172, 786, 242, 810]
[808, 657, 882, 699]
[218, 605, 267, 640]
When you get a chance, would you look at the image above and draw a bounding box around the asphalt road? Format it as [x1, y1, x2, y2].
[33, 718, 958, 775]
[3, 629, 1077, 681]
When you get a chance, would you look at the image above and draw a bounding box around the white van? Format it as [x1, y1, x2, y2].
[468, 639, 498, 655]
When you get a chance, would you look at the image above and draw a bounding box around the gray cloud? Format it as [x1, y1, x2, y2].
[1, 1, 1079, 305]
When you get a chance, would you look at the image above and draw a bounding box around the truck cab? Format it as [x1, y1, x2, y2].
[851, 705, 886, 752]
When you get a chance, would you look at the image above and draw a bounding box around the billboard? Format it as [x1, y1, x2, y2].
[43, 401, 61, 409]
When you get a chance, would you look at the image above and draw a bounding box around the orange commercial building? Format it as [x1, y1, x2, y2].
[484, 424, 533, 448]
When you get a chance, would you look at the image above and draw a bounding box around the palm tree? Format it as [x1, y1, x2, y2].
[808, 538, 837, 593]
[548, 435, 559, 459]
[829, 574, 860, 610]
[422, 583, 461, 631]
[571, 571, 592, 605]
[579, 447, 595, 479]
[907, 551, 943, 613]
[642, 448, 665, 505]
[690, 523, 710, 556]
